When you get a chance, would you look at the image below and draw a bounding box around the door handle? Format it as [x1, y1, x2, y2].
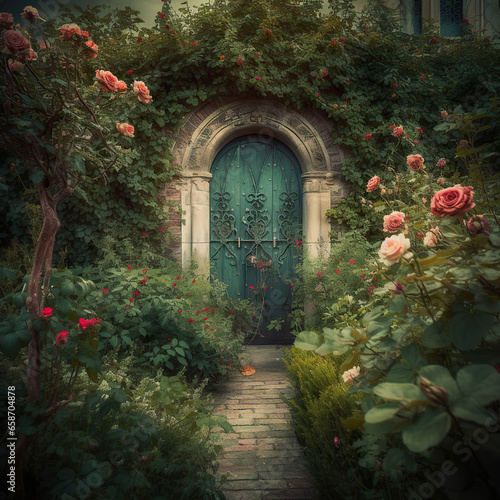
[273, 237, 276, 248]
[238, 237, 241, 248]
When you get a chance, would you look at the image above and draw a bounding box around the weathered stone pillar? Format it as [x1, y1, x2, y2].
[180, 171, 212, 274]
[302, 172, 331, 259]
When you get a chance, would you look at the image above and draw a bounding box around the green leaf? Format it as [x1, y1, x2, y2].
[56, 296, 71, 314]
[364, 403, 401, 424]
[402, 408, 451, 453]
[362, 305, 385, 324]
[422, 321, 451, 348]
[449, 311, 495, 351]
[0, 268, 16, 281]
[373, 383, 424, 402]
[294, 331, 322, 351]
[456, 364, 500, 405]
[450, 398, 497, 426]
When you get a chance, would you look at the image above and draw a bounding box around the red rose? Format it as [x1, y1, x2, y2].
[430, 185, 475, 217]
[41, 307, 53, 318]
[56, 330, 69, 345]
[1, 30, 31, 54]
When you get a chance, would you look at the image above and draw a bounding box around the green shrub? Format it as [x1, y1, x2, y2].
[283, 346, 369, 499]
[19, 357, 230, 499]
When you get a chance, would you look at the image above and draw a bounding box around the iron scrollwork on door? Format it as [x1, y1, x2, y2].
[277, 192, 300, 266]
[210, 191, 237, 262]
[244, 193, 269, 244]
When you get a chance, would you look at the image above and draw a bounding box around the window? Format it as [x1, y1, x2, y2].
[440, 0, 463, 36]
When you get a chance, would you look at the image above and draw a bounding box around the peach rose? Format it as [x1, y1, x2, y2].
[383, 211, 405, 232]
[26, 48, 37, 61]
[436, 177, 445, 186]
[407, 154, 424, 171]
[133, 80, 152, 104]
[423, 227, 440, 248]
[378, 233, 411, 266]
[116, 123, 134, 137]
[1, 30, 31, 54]
[441, 110, 448, 119]
[59, 23, 82, 40]
[95, 69, 127, 92]
[85, 40, 98, 58]
[366, 175, 380, 192]
[0, 12, 14, 29]
[430, 184, 475, 217]
[21, 6, 45, 22]
[342, 366, 360, 384]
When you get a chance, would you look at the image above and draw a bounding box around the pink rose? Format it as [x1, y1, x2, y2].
[58, 23, 82, 40]
[383, 211, 405, 232]
[116, 123, 135, 137]
[56, 330, 69, 345]
[366, 175, 380, 192]
[430, 184, 475, 217]
[1, 30, 31, 54]
[95, 69, 127, 92]
[133, 80, 152, 104]
[0, 12, 14, 29]
[38, 41, 47, 49]
[436, 158, 447, 167]
[436, 177, 445, 186]
[85, 40, 98, 58]
[378, 234, 411, 266]
[407, 154, 424, 171]
[342, 366, 360, 384]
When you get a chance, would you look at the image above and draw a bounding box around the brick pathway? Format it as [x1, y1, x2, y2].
[212, 346, 319, 500]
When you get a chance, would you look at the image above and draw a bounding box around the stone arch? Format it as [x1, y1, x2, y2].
[168, 98, 348, 272]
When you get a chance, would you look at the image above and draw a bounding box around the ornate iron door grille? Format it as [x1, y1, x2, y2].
[210, 135, 302, 343]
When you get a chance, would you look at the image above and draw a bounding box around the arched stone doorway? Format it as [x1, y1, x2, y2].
[169, 98, 348, 276]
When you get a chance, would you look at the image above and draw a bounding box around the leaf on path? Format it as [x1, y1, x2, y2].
[239, 365, 256, 376]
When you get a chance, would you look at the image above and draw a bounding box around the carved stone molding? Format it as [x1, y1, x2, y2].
[171, 98, 345, 176]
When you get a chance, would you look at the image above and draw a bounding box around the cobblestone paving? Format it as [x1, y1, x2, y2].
[211, 346, 319, 500]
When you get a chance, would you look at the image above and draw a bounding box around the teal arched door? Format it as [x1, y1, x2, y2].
[210, 135, 302, 343]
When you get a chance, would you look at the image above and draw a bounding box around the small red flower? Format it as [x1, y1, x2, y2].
[255, 53, 259, 57]
[102, 288, 108, 293]
[192, 279, 196, 282]
[128, 69, 134, 74]
[255, 77, 261, 81]
[179, 310, 182, 313]
[336, 269, 340, 274]
[56, 330, 69, 345]
[349, 260, 355, 264]
[331, 40, 336, 45]
[127, 266, 132, 270]
[176, 276, 181, 280]
[173, 283, 177, 286]
[365, 134, 372, 139]
[141, 279, 147, 284]
[290, 284, 294, 287]
[143, 269, 147, 273]
[188, 319, 194, 322]
[130, 298, 133, 302]
[141, 456, 147, 461]
[137, 37, 143, 42]
[42, 307, 53, 318]
[237, 58, 243, 64]
[249, 285, 254, 290]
